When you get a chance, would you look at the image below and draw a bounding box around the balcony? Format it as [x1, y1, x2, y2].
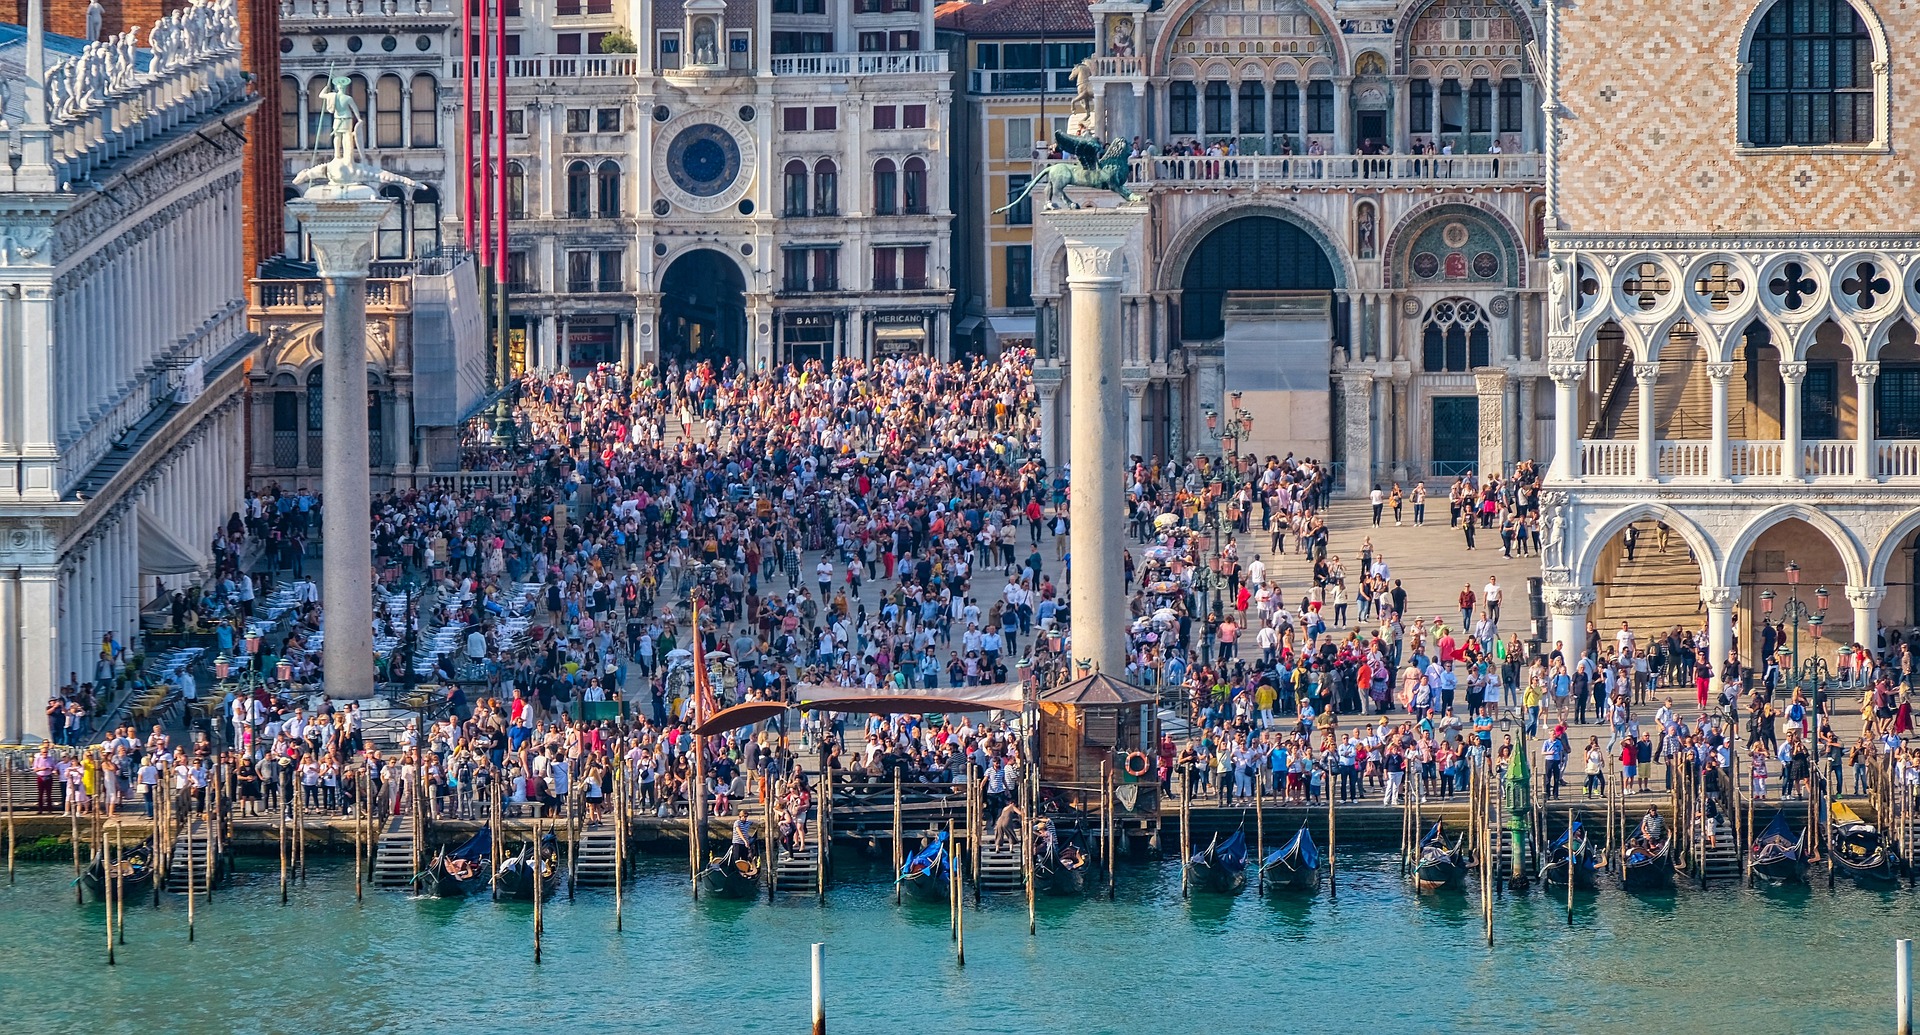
[254, 278, 413, 312]
[279, 0, 445, 18]
[1571, 438, 1920, 483]
[968, 69, 1075, 95]
[872, 277, 932, 292]
[1109, 152, 1543, 188]
[770, 51, 947, 76]
[452, 56, 637, 80]
[1090, 56, 1145, 79]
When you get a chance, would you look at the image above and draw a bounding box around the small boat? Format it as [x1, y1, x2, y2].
[1185, 830, 1249, 895]
[1034, 837, 1089, 897]
[494, 835, 562, 900]
[1413, 823, 1466, 891]
[416, 829, 493, 899]
[1750, 810, 1809, 884]
[699, 853, 762, 899]
[1621, 821, 1675, 891]
[1541, 821, 1598, 891]
[1259, 825, 1320, 894]
[1831, 802, 1903, 885]
[81, 838, 156, 902]
[898, 831, 952, 903]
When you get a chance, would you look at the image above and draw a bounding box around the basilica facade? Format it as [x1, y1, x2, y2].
[1026, 0, 1547, 487]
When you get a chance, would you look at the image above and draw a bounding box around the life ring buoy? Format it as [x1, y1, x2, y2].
[1124, 751, 1151, 778]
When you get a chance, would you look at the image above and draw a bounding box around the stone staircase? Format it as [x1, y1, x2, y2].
[1594, 519, 1703, 638]
[371, 815, 419, 889]
[572, 828, 620, 887]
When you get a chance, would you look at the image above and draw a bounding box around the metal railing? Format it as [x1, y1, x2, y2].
[770, 51, 948, 77]
[1107, 152, 1543, 187]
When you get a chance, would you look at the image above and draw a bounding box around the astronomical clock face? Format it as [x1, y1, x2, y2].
[653, 111, 758, 213]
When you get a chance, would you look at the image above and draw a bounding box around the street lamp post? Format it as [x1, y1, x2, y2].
[1758, 562, 1828, 694]
[1202, 396, 1254, 617]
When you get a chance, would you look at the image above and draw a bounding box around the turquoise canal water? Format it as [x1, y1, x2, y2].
[1, 852, 1913, 1033]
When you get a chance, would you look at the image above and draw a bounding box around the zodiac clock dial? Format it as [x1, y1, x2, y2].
[666, 123, 742, 198]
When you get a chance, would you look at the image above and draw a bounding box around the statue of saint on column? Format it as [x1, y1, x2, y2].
[318, 73, 362, 166]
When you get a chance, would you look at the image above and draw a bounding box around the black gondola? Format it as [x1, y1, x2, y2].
[1750, 810, 1809, 884]
[699, 850, 763, 899]
[1621, 832, 1675, 891]
[1033, 835, 1089, 896]
[1831, 802, 1903, 885]
[1259, 825, 1320, 894]
[1185, 830, 1249, 895]
[898, 831, 952, 903]
[494, 834, 562, 900]
[1413, 822, 1466, 891]
[81, 838, 155, 902]
[1541, 820, 1598, 891]
[415, 829, 493, 898]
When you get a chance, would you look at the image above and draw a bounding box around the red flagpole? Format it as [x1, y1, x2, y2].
[460, 0, 473, 249]
[477, 0, 493, 273]
[494, 0, 509, 275]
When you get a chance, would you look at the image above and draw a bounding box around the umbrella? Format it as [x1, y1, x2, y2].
[1148, 581, 1180, 595]
[1154, 513, 1179, 530]
[1152, 607, 1178, 622]
[667, 648, 693, 660]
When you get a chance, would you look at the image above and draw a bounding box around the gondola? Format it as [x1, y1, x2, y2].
[1033, 836, 1090, 896]
[1258, 825, 1320, 894]
[1831, 802, 1903, 885]
[1621, 833, 1675, 891]
[898, 831, 952, 903]
[699, 851, 763, 899]
[415, 829, 493, 898]
[494, 834, 562, 900]
[80, 838, 156, 902]
[1749, 810, 1809, 884]
[1541, 820, 1598, 891]
[1413, 823, 1466, 891]
[1185, 830, 1249, 895]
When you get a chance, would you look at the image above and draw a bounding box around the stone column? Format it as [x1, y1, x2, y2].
[289, 192, 391, 701]
[1033, 368, 1063, 467]
[1634, 362, 1659, 481]
[1341, 372, 1373, 497]
[1849, 586, 1885, 651]
[1704, 585, 1736, 695]
[1333, 77, 1353, 154]
[1546, 584, 1593, 660]
[0, 571, 15, 745]
[1125, 381, 1146, 461]
[1780, 360, 1806, 481]
[1549, 362, 1582, 480]
[1707, 361, 1735, 481]
[1474, 367, 1509, 480]
[1047, 206, 1143, 679]
[392, 384, 415, 480]
[1854, 361, 1880, 480]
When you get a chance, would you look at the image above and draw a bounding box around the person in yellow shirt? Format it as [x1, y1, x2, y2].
[1523, 678, 1543, 736]
[1254, 682, 1277, 728]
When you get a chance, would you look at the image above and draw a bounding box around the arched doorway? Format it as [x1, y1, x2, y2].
[660, 250, 747, 370]
[1177, 214, 1340, 463]
[1736, 515, 1860, 684]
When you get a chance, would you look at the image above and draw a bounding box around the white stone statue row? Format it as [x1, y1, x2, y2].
[44, 0, 240, 122]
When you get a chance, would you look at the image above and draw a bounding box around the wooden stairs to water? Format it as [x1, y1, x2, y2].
[974, 840, 1026, 893]
[163, 819, 222, 895]
[772, 818, 822, 897]
[371, 815, 418, 889]
[572, 827, 620, 887]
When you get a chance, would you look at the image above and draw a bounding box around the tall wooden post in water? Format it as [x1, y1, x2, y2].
[6, 750, 16, 885]
[892, 770, 903, 905]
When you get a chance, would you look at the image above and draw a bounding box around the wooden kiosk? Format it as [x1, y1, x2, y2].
[1037, 673, 1160, 827]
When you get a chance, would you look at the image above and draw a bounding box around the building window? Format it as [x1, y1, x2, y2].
[506, 161, 526, 219]
[1411, 79, 1432, 132]
[1498, 77, 1523, 134]
[597, 249, 624, 292]
[374, 75, 404, 148]
[772, 31, 833, 54]
[1747, 0, 1874, 146]
[872, 245, 929, 290]
[272, 391, 300, 468]
[1468, 78, 1492, 133]
[1170, 82, 1197, 135]
[566, 250, 593, 293]
[859, 31, 886, 52]
[566, 108, 591, 133]
[902, 157, 927, 215]
[873, 158, 897, 215]
[567, 161, 591, 218]
[306, 75, 329, 142]
[506, 249, 531, 292]
[1006, 117, 1033, 159]
[783, 247, 839, 292]
[409, 74, 439, 147]
[1238, 81, 1265, 134]
[1204, 81, 1231, 135]
[377, 185, 407, 258]
[506, 108, 525, 135]
[597, 108, 621, 133]
[783, 106, 807, 131]
[812, 106, 837, 131]
[784, 160, 809, 216]
[1307, 80, 1334, 134]
[596, 160, 621, 217]
[280, 76, 301, 148]
[976, 43, 999, 69]
[1878, 368, 1920, 438]
[1803, 363, 1839, 438]
[558, 32, 582, 53]
[874, 105, 896, 130]
[1272, 81, 1299, 135]
[903, 105, 927, 129]
[783, 248, 810, 292]
[1421, 298, 1490, 372]
[813, 159, 838, 215]
[411, 186, 440, 256]
[1005, 245, 1032, 309]
[1004, 174, 1031, 226]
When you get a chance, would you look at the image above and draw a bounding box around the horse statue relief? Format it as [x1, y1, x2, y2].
[995, 131, 1138, 212]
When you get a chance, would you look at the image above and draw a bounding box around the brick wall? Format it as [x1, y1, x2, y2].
[1557, 0, 1920, 234]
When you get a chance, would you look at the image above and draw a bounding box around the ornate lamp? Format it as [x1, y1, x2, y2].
[1760, 590, 1776, 615]
[1808, 613, 1824, 641]
[1815, 586, 1830, 611]
[1785, 561, 1800, 587]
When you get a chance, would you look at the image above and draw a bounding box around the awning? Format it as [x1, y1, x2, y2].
[874, 325, 926, 340]
[795, 681, 1024, 714]
[987, 315, 1037, 342]
[954, 315, 984, 336]
[689, 701, 788, 737]
[138, 512, 203, 575]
